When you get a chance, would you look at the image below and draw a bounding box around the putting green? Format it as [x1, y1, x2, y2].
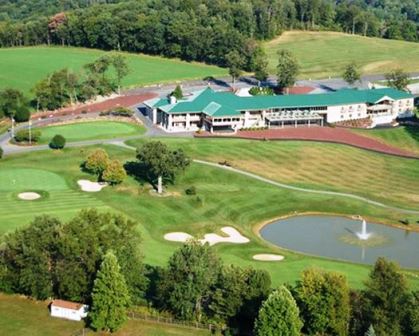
[0, 169, 68, 191]
[37, 121, 145, 144]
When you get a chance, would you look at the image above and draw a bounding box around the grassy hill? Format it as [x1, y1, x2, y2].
[265, 31, 419, 79]
[0, 46, 227, 95]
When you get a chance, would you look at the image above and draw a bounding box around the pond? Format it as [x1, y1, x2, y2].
[260, 215, 419, 269]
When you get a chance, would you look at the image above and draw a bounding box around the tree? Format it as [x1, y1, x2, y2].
[250, 46, 269, 84]
[254, 286, 302, 336]
[386, 69, 410, 91]
[276, 50, 299, 93]
[111, 54, 130, 95]
[157, 240, 222, 321]
[226, 50, 245, 87]
[0, 88, 28, 119]
[136, 141, 190, 194]
[49, 134, 66, 149]
[293, 268, 350, 336]
[361, 258, 409, 336]
[343, 62, 361, 86]
[85, 149, 109, 179]
[171, 85, 183, 100]
[102, 159, 127, 185]
[365, 325, 376, 336]
[90, 251, 131, 332]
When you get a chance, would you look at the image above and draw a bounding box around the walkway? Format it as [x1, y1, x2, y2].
[196, 127, 418, 159]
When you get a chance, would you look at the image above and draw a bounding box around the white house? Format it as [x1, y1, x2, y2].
[144, 87, 414, 132]
[50, 299, 89, 321]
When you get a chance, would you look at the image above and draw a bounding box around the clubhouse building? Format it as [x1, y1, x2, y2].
[144, 87, 414, 133]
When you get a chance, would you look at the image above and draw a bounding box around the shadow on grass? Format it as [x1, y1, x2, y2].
[124, 161, 150, 186]
[404, 125, 419, 145]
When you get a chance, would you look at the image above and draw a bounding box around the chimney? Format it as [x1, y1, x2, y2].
[170, 96, 177, 104]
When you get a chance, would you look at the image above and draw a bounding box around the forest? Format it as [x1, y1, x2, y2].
[0, 0, 418, 70]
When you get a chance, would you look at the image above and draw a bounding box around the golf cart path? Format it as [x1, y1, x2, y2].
[2, 138, 418, 215]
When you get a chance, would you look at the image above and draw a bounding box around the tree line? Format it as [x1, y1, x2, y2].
[0, 0, 418, 70]
[0, 207, 417, 335]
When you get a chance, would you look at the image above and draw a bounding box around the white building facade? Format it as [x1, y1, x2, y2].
[50, 300, 89, 321]
[144, 87, 414, 133]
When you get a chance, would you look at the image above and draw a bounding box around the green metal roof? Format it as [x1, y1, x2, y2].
[144, 87, 413, 117]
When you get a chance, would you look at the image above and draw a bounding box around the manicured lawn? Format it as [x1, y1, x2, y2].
[36, 121, 145, 144]
[265, 31, 419, 79]
[0, 118, 10, 135]
[127, 138, 419, 211]
[351, 126, 419, 156]
[0, 293, 210, 336]
[1, 145, 418, 290]
[0, 46, 227, 95]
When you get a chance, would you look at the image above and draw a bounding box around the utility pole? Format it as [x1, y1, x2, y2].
[28, 119, 32, 145]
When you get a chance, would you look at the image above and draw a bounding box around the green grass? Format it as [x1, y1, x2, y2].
[0, 46, 227, 95]
[1, 145, 418, 290]
[127, 138, 419, 211]
[36, 121, 145, 144]
[265, 31, 419, 79]
[351, 126, 419, 156]
[0, 293, 209, 336]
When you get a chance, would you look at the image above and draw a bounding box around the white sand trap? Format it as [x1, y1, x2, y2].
[78, 180, 108, 192]
[18, 192, 41, 200]
[253, 254, 284, 261]
[202, 227, 250, 246]
[164, 226, 249, 246]
[164, 232, 194, 242]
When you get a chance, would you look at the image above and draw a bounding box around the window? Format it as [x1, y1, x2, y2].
[341, 115, 344, 119]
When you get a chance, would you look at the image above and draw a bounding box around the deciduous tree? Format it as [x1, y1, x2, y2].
[102, 159, 126, 185]
[386, 69, 410, 91]
[343, 62, 361, 86]
[85, 148, 109, 179]
[276, 50, 299, 93]
[226, 50, 245, 87]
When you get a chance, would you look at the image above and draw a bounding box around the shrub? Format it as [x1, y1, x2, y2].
[14, 129, 41, 143]
[49, 134, 66, 149]
[101, 107, 134, 117]
[400, 219, 410, 226]
[185, 186, 196, 195]
[249, 87, 274, 96]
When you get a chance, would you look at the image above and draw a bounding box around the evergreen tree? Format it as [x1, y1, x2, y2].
[276, 49, 299, 93]
[90, 251, 131, 333]
[365, 324, 376, 336]
[254, 286, 302, 336]
[343, 62, 361, 86]
[171, 85, 183, 100]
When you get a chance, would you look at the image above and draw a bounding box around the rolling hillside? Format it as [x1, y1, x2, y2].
[0, 46, 227, 94]
[265, 31, 419, 79]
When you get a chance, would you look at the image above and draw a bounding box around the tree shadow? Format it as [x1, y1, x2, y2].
[124, 161, 150, 186]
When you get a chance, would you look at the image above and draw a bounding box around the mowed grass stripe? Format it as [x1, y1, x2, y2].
[127, 138, 419, 209]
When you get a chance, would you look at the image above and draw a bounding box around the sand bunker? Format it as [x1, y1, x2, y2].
[18, 192, 41, 200]
[164, 226, 249, 246]
[253, 254, 284, 261]
[164, 232, 194, 242]
[78, 180, 107, 192]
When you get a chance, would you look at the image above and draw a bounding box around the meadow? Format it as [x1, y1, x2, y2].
[0, 293, 210, 336]
[1, 144, 418, 290]
[265, 31, 419, 79]
[35, 121, 145, 144]
[0, 46, 227, 95]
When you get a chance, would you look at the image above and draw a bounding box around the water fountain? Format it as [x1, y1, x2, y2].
[356, 219, 372, 240]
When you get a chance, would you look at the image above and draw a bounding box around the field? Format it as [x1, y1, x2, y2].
[127, 138, 419, 211]
[265, 31, 419, 79]
[0, 293, 210, 336]
[0, 46, 227, 95]
[1, 143, 418, 290]
[351, 126, 419, 156]
[36, 121, 145, 144]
